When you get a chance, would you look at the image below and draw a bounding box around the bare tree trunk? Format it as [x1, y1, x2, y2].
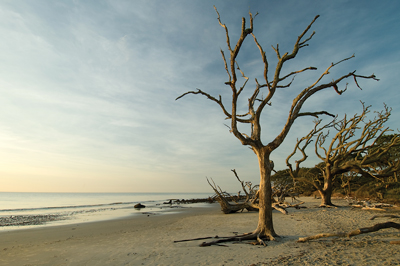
[254, 149, 277, 239]
[319, 189, 333, 206]
[319, 173, 334, 206]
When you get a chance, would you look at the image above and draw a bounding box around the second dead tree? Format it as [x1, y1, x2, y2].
[286, 103, 400, 207]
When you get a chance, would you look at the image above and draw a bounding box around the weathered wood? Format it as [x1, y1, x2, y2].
[298, 232, 347, 242]
[206, 177, 252, 214]
[361, 206, 386, 211]
[207, 175, 291, 215]
[286, 104, 398, 207]
[289, 201, 305, 208]
[347, 222, 400, 237]
[174, 237, 214, 243]
[272, 203, 288, 214]
[199, 232, 270, 247]
[297, 222, 400, 242]
[177, 6, 378, 242]
[370, 214, 400, 220]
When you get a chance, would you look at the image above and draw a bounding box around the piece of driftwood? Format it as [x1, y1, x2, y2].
[174, 232, 272, 247]
[297, 221, 400, 242]
[370, 214, 400, 220]
[206, 172, 292, 215]
[347, 198, 395, 210]
[288, 201, 305, 208]
[199, 232, 266, 247]
[272, 203, 288, 214]
[361, 206, 386, 211]
[347, 222, 400, 236]
[174, 236, 214, 243]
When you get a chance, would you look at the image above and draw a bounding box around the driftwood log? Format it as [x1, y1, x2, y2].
[199, 232, 268, 247]
[206, 170, 298, 215]
[370, 214, 400, 220]
[297, 221, 400, 243]
[346, 198, 395, 210]
[207, 176, 259, 214]
[175, 232, 270, 247]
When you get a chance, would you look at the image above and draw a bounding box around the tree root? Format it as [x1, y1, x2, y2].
[173, 236, 213, 243]
[297, 221, 400, 242]
[198, 232, 274, 247]
[175, 232, 276, 247]
[319, 204, 338, 208]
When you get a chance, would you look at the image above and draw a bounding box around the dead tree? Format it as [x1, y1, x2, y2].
[176, 7, 378, 244]
[287, 103, 400, 206]
[208, 177, 253, 214]
[207, 170, 288, 214]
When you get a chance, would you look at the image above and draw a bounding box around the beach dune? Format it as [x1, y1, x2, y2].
[1, 197, 399, 265]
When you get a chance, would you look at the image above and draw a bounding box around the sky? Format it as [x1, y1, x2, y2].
[0, 0, 399, 193]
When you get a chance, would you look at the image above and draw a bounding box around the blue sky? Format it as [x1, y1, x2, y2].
[0, 1, 399, 193]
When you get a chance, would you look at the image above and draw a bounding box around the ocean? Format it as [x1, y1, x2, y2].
[0, 192, 214, 231]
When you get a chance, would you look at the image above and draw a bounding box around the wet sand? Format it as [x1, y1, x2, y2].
[1, 197, 399, 265]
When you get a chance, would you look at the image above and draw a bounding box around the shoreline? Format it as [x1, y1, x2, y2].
[0, 196, 215, 232]
[1, 197, 400, 265]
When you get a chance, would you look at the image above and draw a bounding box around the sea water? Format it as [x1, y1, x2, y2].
[0, 192, 214, 231]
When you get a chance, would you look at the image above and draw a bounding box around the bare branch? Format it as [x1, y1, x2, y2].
[176, 89, 253, 124]
[220, 50, 232, 84]
[251, 33, 270, 89]
[353, 73, 379, 89]
[236, 61, 249, 96]
[286, 15, 320, 61]
[176, 89, 230, 117]
[279, 66, 317, 83]
[299, 31, 316, 47]
[214, 6, 232, 52]
[273, 55, 379, 153]
[298, 111, 336, 118]
[286, 119, 334, 179]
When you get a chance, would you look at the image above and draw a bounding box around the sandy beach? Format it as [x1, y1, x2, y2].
[1, 197, 399, 266]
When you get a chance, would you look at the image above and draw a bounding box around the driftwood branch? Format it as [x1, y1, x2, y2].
[297, 221, 400, 242]
[207, 173, 293, 215]
[370, 215, 400, 220]
[174, 232, 272, 247]
[174, 237, 213, 243]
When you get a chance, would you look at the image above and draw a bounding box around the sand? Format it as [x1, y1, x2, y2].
[1, 197, 399, 266]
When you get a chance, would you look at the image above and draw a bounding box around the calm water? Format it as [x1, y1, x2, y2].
[0, 192, 214, 231]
